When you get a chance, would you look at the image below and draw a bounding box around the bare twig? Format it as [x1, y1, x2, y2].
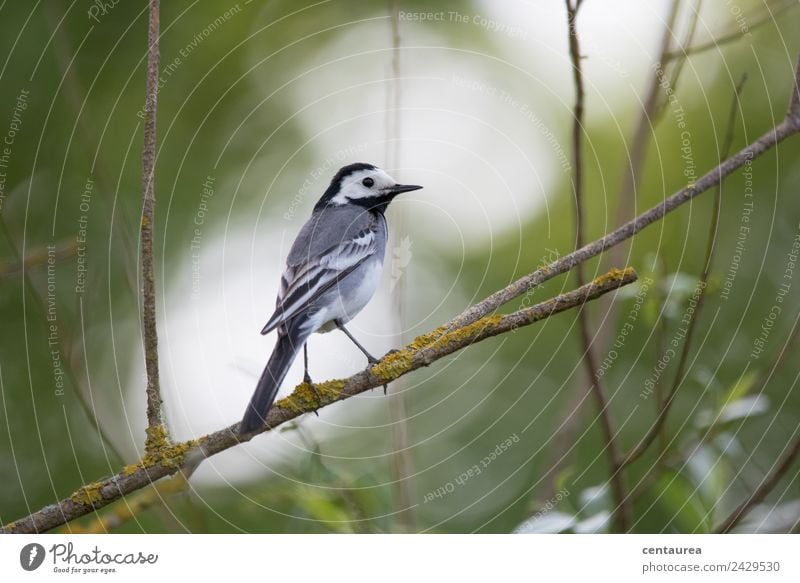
[140, 0, 166, 445]
[0, 224, 125, 464]
[3, 268, 638, 534]
[707, 307, 800, 532]
[664, 0, 798, 62]
[715, 436, 800, 533]
[664, 0, 703, 102]
[621, 73, 748, 468]
[0, 239, 76, 277]
[598, 1, 682, 372]
[443, 54, 800, 335]
[612, 0, 681, 241]
[386, 0, 416, 532]
[564, 0, 630, 531]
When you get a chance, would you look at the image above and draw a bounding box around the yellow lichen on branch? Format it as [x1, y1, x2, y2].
[276, 379, 346, 413]
[70, 481, 105, 507]
[64, 473, 190, 534]
[590, 266, 635, 287]
[122, 435, 203, 477]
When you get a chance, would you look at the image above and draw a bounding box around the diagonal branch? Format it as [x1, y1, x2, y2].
[2, 268, 638, 534]
[443, 54, 800, 335]
[140, 0, 166, 447]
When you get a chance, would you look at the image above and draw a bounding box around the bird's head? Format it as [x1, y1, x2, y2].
[314, 163, 422, 212]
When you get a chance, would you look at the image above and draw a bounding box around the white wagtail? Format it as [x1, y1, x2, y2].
[239, 163, 423, 434]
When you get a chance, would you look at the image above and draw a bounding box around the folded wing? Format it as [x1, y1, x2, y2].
[260, 224, 378, 335]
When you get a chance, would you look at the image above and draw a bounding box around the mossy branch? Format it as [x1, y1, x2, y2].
[2, 267, 637, 534]
[61, 473, 191, 534]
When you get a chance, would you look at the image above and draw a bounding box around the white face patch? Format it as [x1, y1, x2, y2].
[330, 168, 397, 205]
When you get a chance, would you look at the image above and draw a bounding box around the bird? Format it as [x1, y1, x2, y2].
[239, 162, 423, 435]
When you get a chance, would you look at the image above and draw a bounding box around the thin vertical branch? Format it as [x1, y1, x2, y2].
[621, 74, 747, 468]
[663, 0, 798, 61]
[600, 1, 704, 363]
[663, 0, 704, 103]
[386, 0, 416, 531]
[599, 0, 686, 356]
[564, 0, 630, 531]
[141, 0, 166, 446]
[612, 0, 681, 252]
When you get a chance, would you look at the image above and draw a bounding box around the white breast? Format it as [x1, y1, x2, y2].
[315, 257, 383, 333]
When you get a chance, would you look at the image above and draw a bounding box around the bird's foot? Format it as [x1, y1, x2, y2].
[365, 353, 390, 395]
[304, 373, 322, 416]
[377, 348, 405, 394]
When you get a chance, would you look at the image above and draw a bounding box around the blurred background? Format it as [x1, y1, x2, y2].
[1, 0, 799, 533]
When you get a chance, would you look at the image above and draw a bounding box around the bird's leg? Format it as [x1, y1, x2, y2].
[335, 320, 388, 395]
[303, 343, 321, 415]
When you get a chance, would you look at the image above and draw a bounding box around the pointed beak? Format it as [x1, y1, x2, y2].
[387, 183, 423, 195]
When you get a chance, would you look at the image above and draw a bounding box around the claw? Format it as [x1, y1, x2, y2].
[304, 374, 322, 416]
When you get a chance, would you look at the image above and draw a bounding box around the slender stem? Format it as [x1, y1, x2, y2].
[0, 239, 76, 277]
[664, 0, 703, 102]
[565, 0, 630, 531]
[3, 268, 638, 534]
[141, 0, 165, 441]
[715, 436, 800, 533]
[621, 74, 747, 468]
[664, 0, 798, 62]
[0, 222, 125, 463]
[386, 0, 416, 532]
[613, 0, 681, 238]
[600, 0, 681, 366]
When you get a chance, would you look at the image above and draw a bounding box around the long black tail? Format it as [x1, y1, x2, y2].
[239, 331, 305, 435]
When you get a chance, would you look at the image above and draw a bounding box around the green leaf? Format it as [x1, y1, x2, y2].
[513, 511, 576, 534]
[579, 483, 611, 516]
[652, 469, 712, 533]
[697, 395, 770, 429]
[294, 489, 356, 533]
[685, 443, 730, 514]
[720, 370, 760, 407]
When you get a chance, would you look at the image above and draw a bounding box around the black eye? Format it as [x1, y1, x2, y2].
[362, 177, 374, 187]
